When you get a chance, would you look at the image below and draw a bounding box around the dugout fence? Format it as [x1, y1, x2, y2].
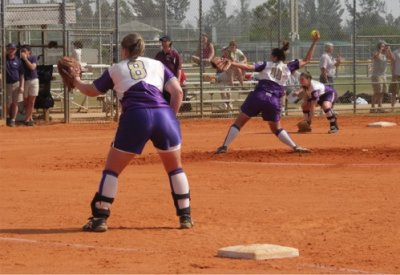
[1, 0, 400, 125]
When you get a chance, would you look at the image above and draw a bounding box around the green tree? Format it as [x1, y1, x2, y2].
[316, 0, 345, 39]
[232, 0, 251, 41]
[94, 0, 114, 28]
[162, 0, 190, 24]
[203, 0, 227, 35]
[115, 0, 136, 24]
[249, 0, 289, 43]
[344, 0, 387, 35]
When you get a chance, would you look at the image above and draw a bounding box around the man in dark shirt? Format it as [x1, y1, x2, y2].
[155, 35, 182, 103]
[6, 43, 24, 127]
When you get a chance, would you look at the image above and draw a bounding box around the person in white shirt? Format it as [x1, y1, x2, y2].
[319, 42, 342, 86]
[370, 41, 394, 113]
[390, 47, 400, 110]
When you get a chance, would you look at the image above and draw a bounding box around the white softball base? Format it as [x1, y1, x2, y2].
[217, 243, 299, 260]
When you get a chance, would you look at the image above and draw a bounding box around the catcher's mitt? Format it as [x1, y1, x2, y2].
[297, 120, 312, 133]
[57, 56, 81, 89]
[210, 56, 231, 72]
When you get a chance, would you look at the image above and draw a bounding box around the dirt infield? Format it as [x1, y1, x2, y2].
[1, 115, 400, 273]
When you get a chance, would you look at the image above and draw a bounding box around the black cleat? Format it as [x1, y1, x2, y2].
[215, 145, 228, 154]
[179, 215, 194, 229]
[328, 125, 339, 134]
[82, 217, 108, 232]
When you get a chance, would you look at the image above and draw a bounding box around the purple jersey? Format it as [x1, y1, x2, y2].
[307, 80, 337, 105]
[253, 59, 300, 97]
[240, 59, 300, 122]
[22, 55, 38, 80]
[93, 57, 176, 112]
[6, 56, 24, 84]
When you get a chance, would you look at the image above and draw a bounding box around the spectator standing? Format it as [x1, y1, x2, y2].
[5, 43, 24, 127]
[370, 41, 394, 113]
[20, 45, 39, 126]
[390, 46, 400, 111]
[319, 42, 342, 86]
[155, 35, 182, 104]
[72, 41, 83, 65]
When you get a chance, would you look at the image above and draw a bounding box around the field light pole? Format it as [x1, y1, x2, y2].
[62, 0, 70, 123]
[199, 0, 203, 118]
[163, 0, 168, 34]
[352, 0, 357, 114]
[1, 0, 6, 120]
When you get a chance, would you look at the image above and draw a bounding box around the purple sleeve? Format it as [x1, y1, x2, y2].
[30, 56, 37, 64]
[287, 59, 300, 73]
[93, 70, 114, 94]
[164, 66, 176, 85]
[254, 62, 267, 72]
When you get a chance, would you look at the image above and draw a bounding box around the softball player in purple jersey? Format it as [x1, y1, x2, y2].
[72, 33, 193, 232]
[297, 71, 339, 133]
[216, 34, 320, 154]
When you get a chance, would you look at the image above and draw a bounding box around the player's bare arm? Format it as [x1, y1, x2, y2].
[73, 78, 102, 97]
[231, 62, 255, 71]
[299, 32, 320, 67]
[165, 78, 183, 114]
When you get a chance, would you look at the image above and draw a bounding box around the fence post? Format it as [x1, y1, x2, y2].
[62, 0, 70, 123]
[1, 0, 6, 120]
[352, 0, 357, 114]
[199, 0, 203, 118]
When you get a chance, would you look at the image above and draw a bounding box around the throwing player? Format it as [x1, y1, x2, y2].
[295, 71, 339, 134]
[215, 33, 320, 154]
[72, 33, 193, 232]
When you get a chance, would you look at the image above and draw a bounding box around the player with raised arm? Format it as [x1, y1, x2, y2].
[215, 32, 320, 154]
[70, 33, 193, 232]
[295, 71, 339, 134]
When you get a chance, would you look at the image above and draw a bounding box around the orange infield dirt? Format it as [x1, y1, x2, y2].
[1, 115, 400, 274]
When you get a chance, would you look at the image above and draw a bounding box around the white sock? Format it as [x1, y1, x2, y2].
[276, 129, 296, 148]
[169, 169, 190, 209]
[96, 170, 118, 210]
[223, 124, 240, 147]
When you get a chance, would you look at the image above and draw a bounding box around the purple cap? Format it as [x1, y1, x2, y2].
[6, 43, 16, 49]
[159, 35, 171, 42]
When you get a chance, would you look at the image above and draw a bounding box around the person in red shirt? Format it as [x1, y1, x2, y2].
[155, 35, 183, 104]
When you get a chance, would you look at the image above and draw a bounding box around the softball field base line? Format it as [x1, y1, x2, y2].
[217, 243, 299, 260]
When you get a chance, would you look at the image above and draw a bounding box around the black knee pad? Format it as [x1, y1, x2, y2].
[90, 192, 114, 219]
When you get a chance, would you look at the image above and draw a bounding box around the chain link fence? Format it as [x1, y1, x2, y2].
[1, 0, 400, 124]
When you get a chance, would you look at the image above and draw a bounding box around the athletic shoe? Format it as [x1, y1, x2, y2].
[82, 217, 108, 232]
[293, 146, 311, 153]
[328, 126, 339, 134]
[215, 145, 228, 154]
[24, 120, 34, 127]
[8, 120, 16, 127]
[179, 215, 193, 229]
